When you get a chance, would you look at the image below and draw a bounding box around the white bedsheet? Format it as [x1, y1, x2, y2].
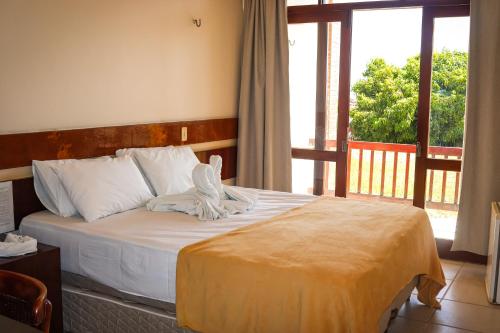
[20, 189, 314, 303]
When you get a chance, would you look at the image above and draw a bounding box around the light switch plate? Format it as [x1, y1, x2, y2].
[181, 127, 188, 142]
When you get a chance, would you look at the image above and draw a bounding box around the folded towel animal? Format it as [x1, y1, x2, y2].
[147, 156, 258, 220]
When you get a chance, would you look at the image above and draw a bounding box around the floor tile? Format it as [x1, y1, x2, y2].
[456, 263, 486, 282]
[431, 300, 500, 333]
[438, 280, 453, 299]
[387, 317, 428, 333]
[444, 277, 491, 307]
[441, 260, 464, 280]
[425, 323, 476, 332]
[398, 294, 436, 322]
[445, 263, 500, 308]
[413, 279, 453, 299]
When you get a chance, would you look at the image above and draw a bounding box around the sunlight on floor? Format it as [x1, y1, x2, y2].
[427, 208, 457, 240]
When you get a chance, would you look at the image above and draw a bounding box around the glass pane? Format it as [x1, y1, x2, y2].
[324, 162, 336, 195]
[425, 169, 461, 239]
[428, 17, 470, 159]
[292, 161, 336, 196]
[325, 22, 341, 151]
[349, 8, 421, 145]
[292, 159, 314, 195]
[347, 8, 421, 202]
[289, 23, 317, 149]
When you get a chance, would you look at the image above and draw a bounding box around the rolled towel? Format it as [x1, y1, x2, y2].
[192, 163, 219, 200]
[0, 233, 37, 257]
[209, 155, 258, 209]
[147, 191, 198, 215]
[192, 163, 227, 220]
[224, 186, 259, 210]
[209, 155, 226, 199]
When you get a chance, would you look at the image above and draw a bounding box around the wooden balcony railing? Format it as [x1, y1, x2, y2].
[307, 139, 463, 210]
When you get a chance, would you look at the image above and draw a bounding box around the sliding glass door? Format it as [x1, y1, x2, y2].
[345, 7, 422, 205]
[288, 0, 470, 242]
[414, 5, 470, 239]
[289, 9, 351, 196]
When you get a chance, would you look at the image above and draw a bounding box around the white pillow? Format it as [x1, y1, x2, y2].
[115, 146, 172, 157]
[115, 146, 173, 195]
[33, 157, 109, 217]
[134, 146, 199, 196]
[55, 156, 153, 222]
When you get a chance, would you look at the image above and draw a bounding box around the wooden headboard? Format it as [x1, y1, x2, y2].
[0, 118, 238, 229]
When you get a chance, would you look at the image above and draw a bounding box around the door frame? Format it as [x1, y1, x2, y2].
[413, 4, 470, 208]
[289, 0, 470, 200]
[289, 9, 352, 196]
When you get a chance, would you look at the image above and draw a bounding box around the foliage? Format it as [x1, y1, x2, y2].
[349, 50, 468, 147]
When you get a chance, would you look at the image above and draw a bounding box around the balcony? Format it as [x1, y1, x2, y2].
[295, 139, 462, 240]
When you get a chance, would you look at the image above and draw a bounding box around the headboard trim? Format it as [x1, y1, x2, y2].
[0, 118, 237, 170]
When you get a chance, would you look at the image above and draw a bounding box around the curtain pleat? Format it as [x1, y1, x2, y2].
[236, 0, 292, 192]
[452, 0, 500, 255]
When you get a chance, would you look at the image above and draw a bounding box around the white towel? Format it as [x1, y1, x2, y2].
[0, 233, 37, 257]
[209, 155, 226, 199]
[147, 156, 258, 220]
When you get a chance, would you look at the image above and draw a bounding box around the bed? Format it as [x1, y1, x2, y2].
[19, 189, 443, 333]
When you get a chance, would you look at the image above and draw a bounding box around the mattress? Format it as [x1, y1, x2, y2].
[20, 189, 314, 304]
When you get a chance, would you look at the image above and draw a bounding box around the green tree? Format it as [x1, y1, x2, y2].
[349, 50, 467, 147]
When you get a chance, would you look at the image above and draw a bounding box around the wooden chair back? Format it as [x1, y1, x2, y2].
[0, 269, 52, 333]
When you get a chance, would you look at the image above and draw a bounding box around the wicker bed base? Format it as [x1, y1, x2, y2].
[62, 285, 193, 333]
[62, 276, 418, 333]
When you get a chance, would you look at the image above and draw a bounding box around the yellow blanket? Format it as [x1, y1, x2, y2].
[176, 197, 445, 333]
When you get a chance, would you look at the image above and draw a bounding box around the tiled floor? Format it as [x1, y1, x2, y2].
[388, 260, 500, 333]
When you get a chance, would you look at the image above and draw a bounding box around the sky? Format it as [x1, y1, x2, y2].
[350, 8, 470, 84]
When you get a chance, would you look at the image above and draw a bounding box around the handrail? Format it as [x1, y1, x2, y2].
[308, 139, 463, 156]
[300, 139, 462, 209]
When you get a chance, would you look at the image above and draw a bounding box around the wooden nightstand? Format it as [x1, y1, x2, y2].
[0, 243, 62, 333]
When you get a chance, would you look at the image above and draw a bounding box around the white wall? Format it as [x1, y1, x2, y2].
[0, 0, 243, 134]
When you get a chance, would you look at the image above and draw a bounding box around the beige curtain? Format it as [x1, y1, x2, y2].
[236, 0, 292, 191]
[452, 0, 500, 255]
